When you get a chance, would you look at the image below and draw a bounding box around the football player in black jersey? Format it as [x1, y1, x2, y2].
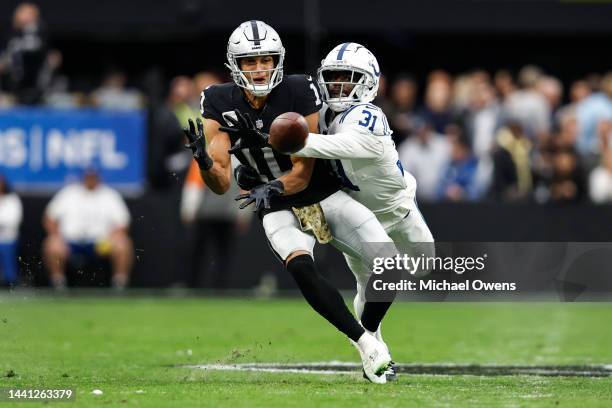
[184, 20, 395, 383]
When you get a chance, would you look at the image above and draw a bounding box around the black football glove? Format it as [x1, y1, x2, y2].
[235, 179, 284, 211]
[234, 164, 264, 191]
[184, 118, 213, 171]
[220, 109, 270, 155]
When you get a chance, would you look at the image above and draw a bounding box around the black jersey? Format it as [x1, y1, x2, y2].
[200, 74, 342, 211]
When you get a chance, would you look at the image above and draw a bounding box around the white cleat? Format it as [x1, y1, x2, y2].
[368, 327, 397, 381]
[352, 332, 392, 384]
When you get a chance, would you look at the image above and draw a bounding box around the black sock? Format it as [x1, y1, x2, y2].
[361, 302, 392, 332]
[286, 254, 365, 342]
[361, 266, 400, 332]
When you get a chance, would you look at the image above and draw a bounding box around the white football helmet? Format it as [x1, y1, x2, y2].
[317, 43, 381, 112]
[226, 20, 285, 97]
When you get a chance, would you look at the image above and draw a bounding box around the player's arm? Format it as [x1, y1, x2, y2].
[292, 129, 383, 160]
[201, 118, 232, 194]
[185, 117, 232, 195]
[277, 112, 319, 195]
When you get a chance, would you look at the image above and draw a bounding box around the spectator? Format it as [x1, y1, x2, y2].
[533, 110, 580, 203]
[41, 50, 82, 108]
[467, 79, 501, 158]
[549, 147, 585, 203]
[459, 77, 500, 195]
[91, 70, 144, 110]
[147, 76, 193, 189]
[0, 3, 52, 104]
[503, 65, 551, 141]
[181, 159, 251, 288]
[398, 118, 450, 201]
[42, 168, 133, 290]
[589, 122, 612, 203]
[386, 74, 418, 144]
[570, 80, 591, 105]
[153, 72, 222, 183]
[494, 70, 516, 102]
[590, 153, 612, 203]
[191, 72, 222, 126]
[437, 130, 484, 201]
[539, 75, 564, 145]
[193, 71, 222, 107]
[585, 73, 603, 93]
[0, 175, 22, 287]
[372, 74, 392, 115]
[555, 80, 590, 129]
[420, 70, 454, 134]
[169, 75, 197, 127]
[537, 76, 563, 114]
[451, 73, 475, 112]
[491, 121, 533, 201]
[576, 72, 612, 157]
[555, 110, 580, 150]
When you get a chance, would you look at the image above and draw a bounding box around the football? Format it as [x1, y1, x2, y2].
[269, 112, 309, 154]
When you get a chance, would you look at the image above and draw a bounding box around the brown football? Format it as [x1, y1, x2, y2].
[269, 112, 309, 154]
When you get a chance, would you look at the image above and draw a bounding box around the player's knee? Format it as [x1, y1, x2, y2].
[360, 218, 394, 243]
[285, 250, 312, 265]
[285, 253, 316, 283]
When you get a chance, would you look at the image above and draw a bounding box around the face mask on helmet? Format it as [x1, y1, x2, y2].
[317, 43, 381, 112]
[318, 66, 372, 112]
[226, 21, 285, 97]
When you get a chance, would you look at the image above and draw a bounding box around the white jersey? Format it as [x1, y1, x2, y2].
[46, 183, 131, 243]
[0, 193, 22, 242]
[293, 103, 417, 229]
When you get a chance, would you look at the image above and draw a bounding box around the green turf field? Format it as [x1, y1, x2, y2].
[1, 296, 611, 407]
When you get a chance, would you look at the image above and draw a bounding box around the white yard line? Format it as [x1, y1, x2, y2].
[183, 362, 612, 377]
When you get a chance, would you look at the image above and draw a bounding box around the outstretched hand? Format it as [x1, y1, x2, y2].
[184, 118, 213, 170]
[235, 180, 284, 211]
[220, 109, 270, 154]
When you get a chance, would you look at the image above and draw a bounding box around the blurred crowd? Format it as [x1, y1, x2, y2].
[380, 68, 612, 204]
[0, 3, 145, 110]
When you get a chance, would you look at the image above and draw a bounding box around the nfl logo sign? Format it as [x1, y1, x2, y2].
[256, 119, 264, 129]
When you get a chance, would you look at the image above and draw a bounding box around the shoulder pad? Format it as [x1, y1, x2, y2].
[285, 74, 319, 92]
[284, 73, 322, 115]
[202, 83, 230, 102]
[336, 103, 391, 136]
[200, 83, 234, 118]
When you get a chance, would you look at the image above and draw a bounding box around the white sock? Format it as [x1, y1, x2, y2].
[356, 331, 375, 349]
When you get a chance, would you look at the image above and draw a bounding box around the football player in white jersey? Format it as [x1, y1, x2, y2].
[289, 43, 435, 368]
